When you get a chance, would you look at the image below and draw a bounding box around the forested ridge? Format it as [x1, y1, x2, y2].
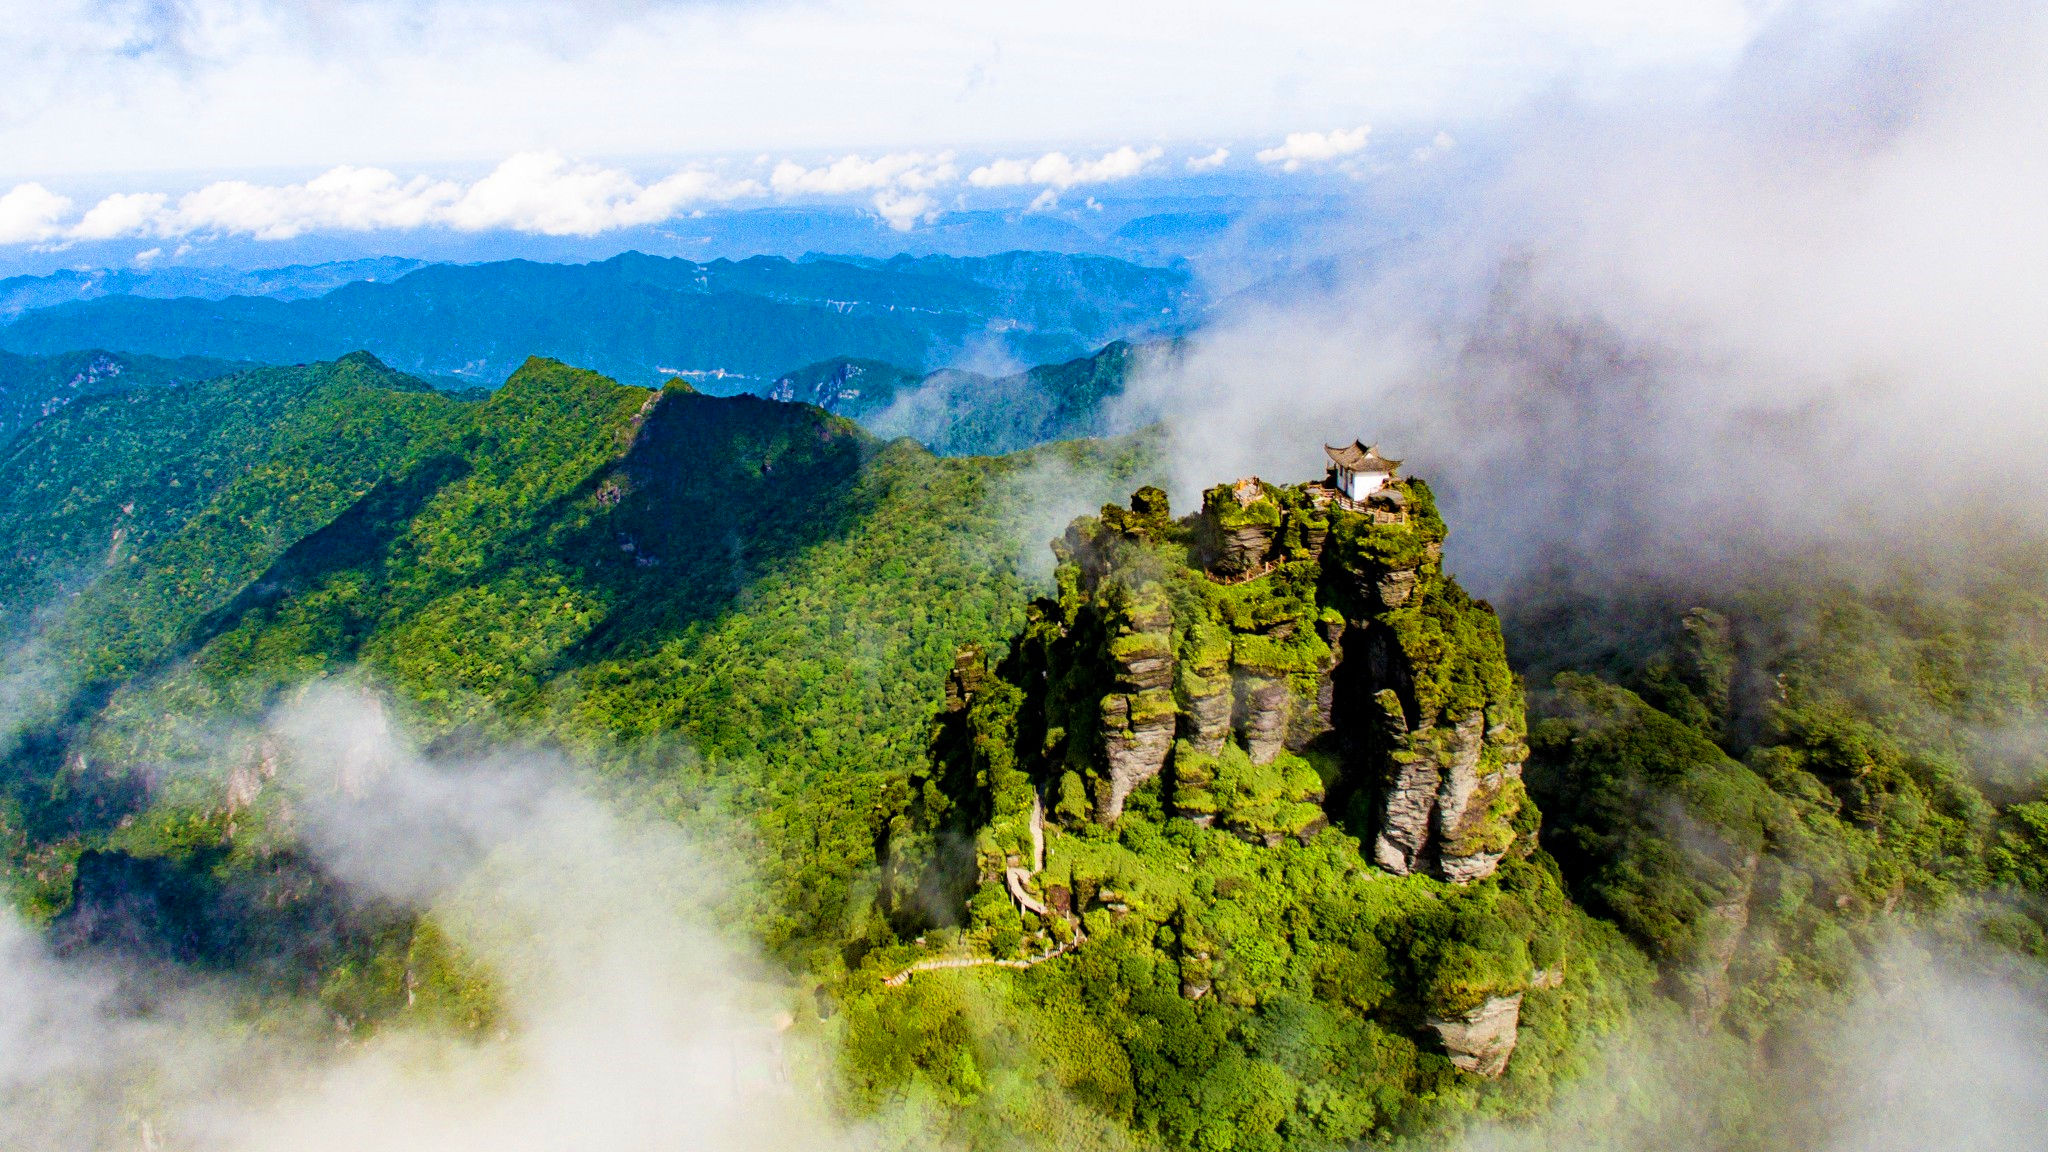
[2, 352, 2045, 1151]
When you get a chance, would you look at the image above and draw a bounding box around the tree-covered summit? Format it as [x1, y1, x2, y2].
[837, 469, 1587, 1150]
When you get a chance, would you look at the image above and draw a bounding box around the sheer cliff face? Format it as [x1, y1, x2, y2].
[1031, 475, 1527, 881]
[881, 475, 1566, 1090]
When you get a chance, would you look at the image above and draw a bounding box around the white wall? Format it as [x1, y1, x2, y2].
[1343, 469, 1389, 500]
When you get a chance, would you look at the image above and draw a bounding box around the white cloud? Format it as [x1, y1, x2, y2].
[768, 152, 957, 195]
[0, 140, 1186, 245]
[0, 683, 876, 1152]
[1114, 0, 2048, 591]
[69, 192, 170, 240]
[872, 189, 937, 231]
[0, 184, 73, 244]
[0, 2, 1769, 178]
[769, 151, 958, 232]
[968, 145, 1162, 189]
[1255, 126, 1369, 171]
[192, 165, 462, 238]
[442, 151, 758, 236]
[35, 153, 765, 243]
[1185, 147, 1230, 172]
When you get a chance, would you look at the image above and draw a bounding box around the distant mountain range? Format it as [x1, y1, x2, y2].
[771, 339, 1168, 456]
[0, 250, 1199, 393]
[0, 258, 426, 320]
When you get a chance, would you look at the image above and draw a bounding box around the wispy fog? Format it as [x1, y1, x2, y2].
[1119, 0, 2048, 593]
[1452, 939, 2048, 1152]
[0, 683, 854, 1152]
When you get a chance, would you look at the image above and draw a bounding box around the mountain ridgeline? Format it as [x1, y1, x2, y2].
[0, 250, 1198, 393]
[2, 350, 2047, 1151]
[0, 348, 246, 447]
[0, 257, 428, 320]
[772, 339, 1155, 456]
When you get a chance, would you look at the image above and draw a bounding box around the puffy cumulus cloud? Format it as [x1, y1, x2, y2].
[0, 184, 73, 244]
[767, 145, 1162, 227]
[52, 152, 762, 242]
[1185, 146, 1231, 172]
[7, 138, 1191, 245]
[68, 191, 171, 241]
[1255, 126, 1369, 171]
[441, 151, 759, 235]
[767, 152, 957, 230]
[767, 151, 957, 195]
[166, 167, 460, 240]
[871, 189, 938, 232]
[968, 145, 1163, 190]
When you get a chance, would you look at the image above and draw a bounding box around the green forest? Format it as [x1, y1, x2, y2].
[2, 353, 2045, 1151]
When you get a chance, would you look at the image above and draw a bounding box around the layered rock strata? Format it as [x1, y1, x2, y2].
[1098, 584, 1176, 822]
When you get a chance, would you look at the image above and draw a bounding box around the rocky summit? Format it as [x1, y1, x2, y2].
[1024, 467, 1531, 882]
[879, 461, 1553, 1083]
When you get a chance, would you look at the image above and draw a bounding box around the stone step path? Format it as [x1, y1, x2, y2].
[883, 938, 1079, 987]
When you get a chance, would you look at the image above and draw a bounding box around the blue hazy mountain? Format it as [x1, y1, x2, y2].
[0, 258, 427, 320]
[0, 250, 1199, 391]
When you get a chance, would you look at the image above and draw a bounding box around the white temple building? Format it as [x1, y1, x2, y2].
[1324, 441, 1401, 501]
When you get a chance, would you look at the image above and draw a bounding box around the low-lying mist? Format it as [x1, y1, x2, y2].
[1120, 0, 2048, 597]
[1454, 937, 2048, 1152]
[0, 682, 852, 1152]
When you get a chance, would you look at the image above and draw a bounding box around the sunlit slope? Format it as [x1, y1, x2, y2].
[0, 353, 463, 646]
[0, 348, 246, 447]
[1, 353, 1152, 961]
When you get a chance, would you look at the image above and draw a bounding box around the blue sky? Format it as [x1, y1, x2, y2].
[0, 0, 1771, 255]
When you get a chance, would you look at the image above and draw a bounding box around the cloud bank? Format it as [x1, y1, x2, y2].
[0, 684, 855, 1152]
[1116, 0, 2048, 592]
[2, 1, 1765, 178]
[36, 153, 762, 242]
[2, 138, 1210, 241]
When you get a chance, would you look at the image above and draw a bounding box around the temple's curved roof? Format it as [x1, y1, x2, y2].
[1325, 440, 1401, 472]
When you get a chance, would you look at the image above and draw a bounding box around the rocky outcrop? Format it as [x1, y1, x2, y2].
[223, 738, 281, 816]
[1235, 676, 1291, 765]
[1375, 710, 1525, 882]
[1034, 474, 1524, 872]
[1372, 568, 1419, 610]
[1178, 621, 1234, 755]
[1287, 617, 1348, 751]
[1204, 478, 1280, 578]
[1679, 851, 1757, 1030]
[1098, 585, 1176, 822]
[1428, 993, 1523, 1077]
[1372, 691, 1439, 875]
[1183, 681, 1233, 755]
[1435, 715, 1522, 883]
